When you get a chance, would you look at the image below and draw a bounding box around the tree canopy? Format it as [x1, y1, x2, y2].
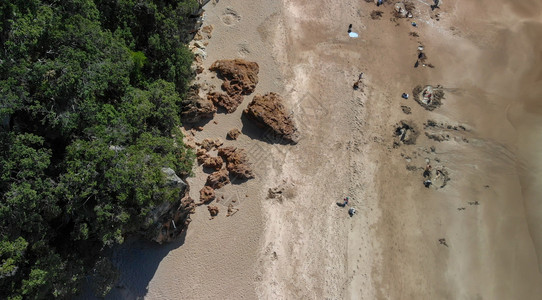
[0, 1, 197, 298]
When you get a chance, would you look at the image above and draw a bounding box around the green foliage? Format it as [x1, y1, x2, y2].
[0, 0, 197, 298]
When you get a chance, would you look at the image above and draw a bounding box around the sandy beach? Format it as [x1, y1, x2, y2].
[101, 0, 542, 299]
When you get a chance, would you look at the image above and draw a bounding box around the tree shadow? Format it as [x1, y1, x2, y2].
[76, 231, 187, 300]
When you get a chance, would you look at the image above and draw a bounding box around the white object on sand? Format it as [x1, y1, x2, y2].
[349, 32, 359, 38]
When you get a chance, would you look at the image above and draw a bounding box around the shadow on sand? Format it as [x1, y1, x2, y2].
[77, 232, 186, 300]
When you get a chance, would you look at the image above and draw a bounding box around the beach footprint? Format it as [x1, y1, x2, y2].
[221, 7, 241, 26]
[237, 43, 250, 57]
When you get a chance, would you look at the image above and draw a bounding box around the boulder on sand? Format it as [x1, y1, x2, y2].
[218, 146, 254, 180]
[206, 169, 231, 189]
[202, 155, 224, 171]
[207, 91, 244, 113]
[209, 59, 259, 96]
[199, 186, 216, 205]
[243, 92, 299, 144]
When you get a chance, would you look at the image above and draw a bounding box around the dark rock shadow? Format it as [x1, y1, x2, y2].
[181, 116, 213, 130]
[76, 232, 186, 300]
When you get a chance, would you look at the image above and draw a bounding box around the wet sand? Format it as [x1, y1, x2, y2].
[102, 0, 542, 299]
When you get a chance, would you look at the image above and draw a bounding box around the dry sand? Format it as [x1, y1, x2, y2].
[99, 0, 542, 299]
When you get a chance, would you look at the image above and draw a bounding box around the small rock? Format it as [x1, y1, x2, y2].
[227, 128, 241, 140]
[199, 186, 215, 205]
[207, 205, 219, 219]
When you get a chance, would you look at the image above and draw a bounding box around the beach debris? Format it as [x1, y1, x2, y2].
[226, 203, 239, 217]
[371, 10, 384, 20]
[353, 73, 364, 90]
[411, 22, 417, 27]
[206, 169, 231, 189]
[376, 0, 383, 7]
[227, 128, 241, 140]
[431, 0, 441, 11]
[402, 93, 409, 99]
[412, 85, 445, 110]
[348, 207, 357, 217]
[457, 207, 466, 211]
[394, 120, 420, 146]
[394, 3, 408, 18]
[207, 205, 219, 219]
[217, 146, 255, 180]
[349, 32, 359, 38]
[199, 186, 216, 205]
[181, 84, 217, 123]
[409, 31, 419, 37]
[468, 201, 480, 206]
[401, 105, 412, 114]
[207, 91, 244, 113]
[243, 92, 299, 144]
[438, 238, 448, 247]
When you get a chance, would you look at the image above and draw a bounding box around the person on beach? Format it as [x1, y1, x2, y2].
[337, 197, 349, 207]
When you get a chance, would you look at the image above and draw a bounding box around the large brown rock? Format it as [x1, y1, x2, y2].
[181, 84, 216, 123]
[209, 59, 259, 96]
[199, 186, 216, 205]
[202, 155, 224, 171]
[206, 169, 230, 189]
[243, 92, 299, 144]
[218, 147, 254, 180]
[207, 91, 244, 113]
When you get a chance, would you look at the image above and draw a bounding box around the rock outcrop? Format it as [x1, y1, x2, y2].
[209, 59, 259, 96]
[207, 91, 244, 113]
[199, 186, 216, 205]
[145, 169, 194, 244]
[218, 147, 254, 180]
[206, 169, 231, 189]
[243, 92, 299, 144]
[181, 84, 216, 123]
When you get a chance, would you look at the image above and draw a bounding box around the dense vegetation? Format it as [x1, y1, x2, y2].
[0, 0, 198, 298]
